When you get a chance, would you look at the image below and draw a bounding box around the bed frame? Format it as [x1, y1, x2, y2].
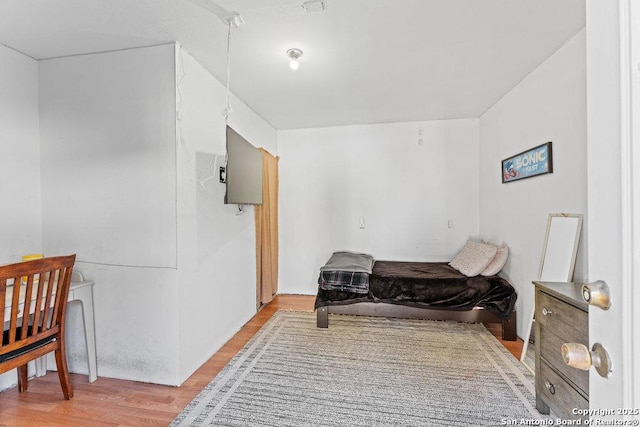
[316, 303, 517, 341]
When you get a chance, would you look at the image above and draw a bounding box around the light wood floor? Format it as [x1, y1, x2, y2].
[0, 295, 523, 426]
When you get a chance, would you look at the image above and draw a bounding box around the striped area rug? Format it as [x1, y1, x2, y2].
[172, 311, 545, 426]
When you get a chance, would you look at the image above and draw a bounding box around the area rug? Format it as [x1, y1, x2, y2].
[171, 311, 545, 426]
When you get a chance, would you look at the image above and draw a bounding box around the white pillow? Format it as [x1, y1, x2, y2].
[481, 243, 509, 276]
[449, 241, 498, 277]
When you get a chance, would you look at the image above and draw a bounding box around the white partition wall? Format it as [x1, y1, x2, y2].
[39, 45, 177, 268]
[36, 43, 277, 385]
[38, 43, 181, 384]
[175, 46, 277, 383]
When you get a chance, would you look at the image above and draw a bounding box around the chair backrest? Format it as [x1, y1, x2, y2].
[1, 255, 76, 357]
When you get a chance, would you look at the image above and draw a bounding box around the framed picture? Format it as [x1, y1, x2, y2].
[502, 142, 553, 183]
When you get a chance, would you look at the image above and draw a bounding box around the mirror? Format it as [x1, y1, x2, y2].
[520, 213, 583, 373]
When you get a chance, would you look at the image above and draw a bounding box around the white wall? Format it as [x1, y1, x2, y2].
[0, 45, 42, 262]
[0, 41, 274, 388]
[39, 46, 177, 268]
[39, 44, 181, 384]
[175, 46, 277, 383]
[278, 119, 480, 295]
[479, 30, 587, 337]
[0, 44, 42, 390]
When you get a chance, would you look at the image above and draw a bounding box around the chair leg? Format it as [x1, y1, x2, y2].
[54, 346, 74, 400]
[17, 365, 28, 392]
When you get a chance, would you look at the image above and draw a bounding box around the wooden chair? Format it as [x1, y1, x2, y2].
[0, 254, 76, 399]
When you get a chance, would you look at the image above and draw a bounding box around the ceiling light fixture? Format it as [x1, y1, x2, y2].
[287, 48, 303, 70]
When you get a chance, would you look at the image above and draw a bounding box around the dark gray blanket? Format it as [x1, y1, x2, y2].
[319, 251, 374, 273]
[319, 270, 370, 294]
[318, 251, 375, 294]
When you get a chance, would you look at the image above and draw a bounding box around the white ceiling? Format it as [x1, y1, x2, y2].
[0, 0, 585, 130]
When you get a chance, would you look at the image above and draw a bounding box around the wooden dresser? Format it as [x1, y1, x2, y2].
[534, 281, 589, 421]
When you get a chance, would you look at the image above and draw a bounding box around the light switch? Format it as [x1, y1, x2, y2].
[359, 216, 365, 229]
[447, 220, 454, 229]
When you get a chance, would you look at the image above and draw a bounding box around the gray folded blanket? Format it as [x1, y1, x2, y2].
[319, 251, 375, 274]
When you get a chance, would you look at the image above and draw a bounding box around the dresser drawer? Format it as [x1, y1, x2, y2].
[538, 360, 588, 421]
[539, 327, 589, 396]
[536, 290, 588, 343]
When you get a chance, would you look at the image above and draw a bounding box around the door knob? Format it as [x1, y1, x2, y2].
[561, 342, 612, 378]
[581, 280, 611, 310]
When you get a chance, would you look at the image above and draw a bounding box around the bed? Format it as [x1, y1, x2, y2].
[315, 254, 518, 341]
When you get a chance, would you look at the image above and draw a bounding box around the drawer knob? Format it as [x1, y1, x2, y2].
[545, 381, 556, 395]
[582, 280, 611, 310]
[561, 342, 612, 378]
[541, 307, 553, 316]
[561, 343, 592, 370]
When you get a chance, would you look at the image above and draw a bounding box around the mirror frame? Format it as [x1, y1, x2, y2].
[520, 213, 583, 373]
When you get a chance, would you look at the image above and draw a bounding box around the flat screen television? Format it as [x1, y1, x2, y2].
[224, 125, 263, 205]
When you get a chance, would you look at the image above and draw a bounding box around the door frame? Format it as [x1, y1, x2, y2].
[625, 0, 640, 409]
[617, 0, 639, 410]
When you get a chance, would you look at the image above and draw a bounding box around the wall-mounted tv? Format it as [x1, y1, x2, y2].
[224, 125, 263, 205]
